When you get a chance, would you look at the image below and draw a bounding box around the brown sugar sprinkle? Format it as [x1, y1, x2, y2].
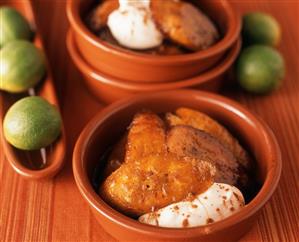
[233, 192, 240, 201]
[204, 196, 208, 199]
[230, 207, 235, 212]
[206, 218, 214, 224]
[218, 184, 225, 189]
[225, 188, 229, 191]
[191, 204, 198, 208]
[182, 218, 189, 227]
[222, 196, 227, 200]
[216, 208, 220, 212]
[173, 205, 180, 211]
[148, 212, 160, 224]
[183, 193, 197, 202]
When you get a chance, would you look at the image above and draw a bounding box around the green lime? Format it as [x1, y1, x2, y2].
[0, 40, 46, 93]
[236, 45, 285, 94]
[0, 7, 32, 48]
[3, 96, 62, 150]
[242, 12, 281, 46]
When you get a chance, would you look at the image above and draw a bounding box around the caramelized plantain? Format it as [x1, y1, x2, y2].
[167, 125, 242, 186]
[101, 111, 216, 216]
[166, 108, 252, 170]
[100, 153, 215, 217]
[101, 110, 254, 216]
[150, 0, 219, 50]
[125, 111, 167, 163]
[103, 111, 166, 177]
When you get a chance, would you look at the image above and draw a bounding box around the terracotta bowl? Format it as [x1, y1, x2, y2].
[67, 30, 241, 103]
[73, 90, 281, 242]
[66, 0, 241, 82]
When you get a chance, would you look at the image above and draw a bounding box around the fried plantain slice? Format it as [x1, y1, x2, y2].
[100, 153, 215, 217]
[167, 125, 242, 186]
[150, 0, 219, 50]
[125, 111, 167, 163]
[103, 111, 166, 177]
[166, 108, 252, 170]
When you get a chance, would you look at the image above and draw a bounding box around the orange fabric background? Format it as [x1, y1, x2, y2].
[1, 0, 298, 241]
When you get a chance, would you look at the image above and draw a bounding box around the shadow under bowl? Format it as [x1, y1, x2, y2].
[73, 90, 281, 242]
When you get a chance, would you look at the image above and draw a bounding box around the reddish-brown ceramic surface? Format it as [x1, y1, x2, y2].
[0, 0, 66, 180]
[73, 90, 281, 242]
[66, 0, 241, 83]
[67, 30, 241, 103]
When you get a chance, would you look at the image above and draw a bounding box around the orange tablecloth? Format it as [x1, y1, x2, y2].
[1, 0, 298, 241]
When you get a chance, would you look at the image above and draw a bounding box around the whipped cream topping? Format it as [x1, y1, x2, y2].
[139, 183, 245, 228]
[107, 0, 163, 50]
[119, 0, 150, 8]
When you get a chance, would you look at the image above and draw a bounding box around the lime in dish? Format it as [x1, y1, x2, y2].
[3, 96, 62, 150]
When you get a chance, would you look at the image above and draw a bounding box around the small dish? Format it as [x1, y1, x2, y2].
[0, 0, 66, 179]
[67, 29, 241, 103]
[73, 90, 281, 242]
[67, 0, 241, 82]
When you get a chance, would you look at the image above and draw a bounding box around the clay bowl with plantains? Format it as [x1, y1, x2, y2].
[66, 0, 241, 83]
[67, 29, 241, 103]
[73, 90, 281, 242]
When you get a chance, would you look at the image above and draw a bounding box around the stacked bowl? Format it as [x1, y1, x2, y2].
[67, 0, 241, 103]
[67, 2, 282, 241]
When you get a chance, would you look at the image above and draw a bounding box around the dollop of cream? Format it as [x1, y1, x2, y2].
[107, 0, 163, 50]
[139, 183, 245, 228]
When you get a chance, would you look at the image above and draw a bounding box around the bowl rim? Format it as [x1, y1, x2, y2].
[66, 29, 241, 90]
[66, 0, 241, 64]
[0, 128, 66, 180]
[73, 90, 282, 238]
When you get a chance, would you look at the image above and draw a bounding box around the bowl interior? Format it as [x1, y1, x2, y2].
[80, 0, 229, 35]
[82, 91, 273, 207]
[73, 0, 238, 58]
